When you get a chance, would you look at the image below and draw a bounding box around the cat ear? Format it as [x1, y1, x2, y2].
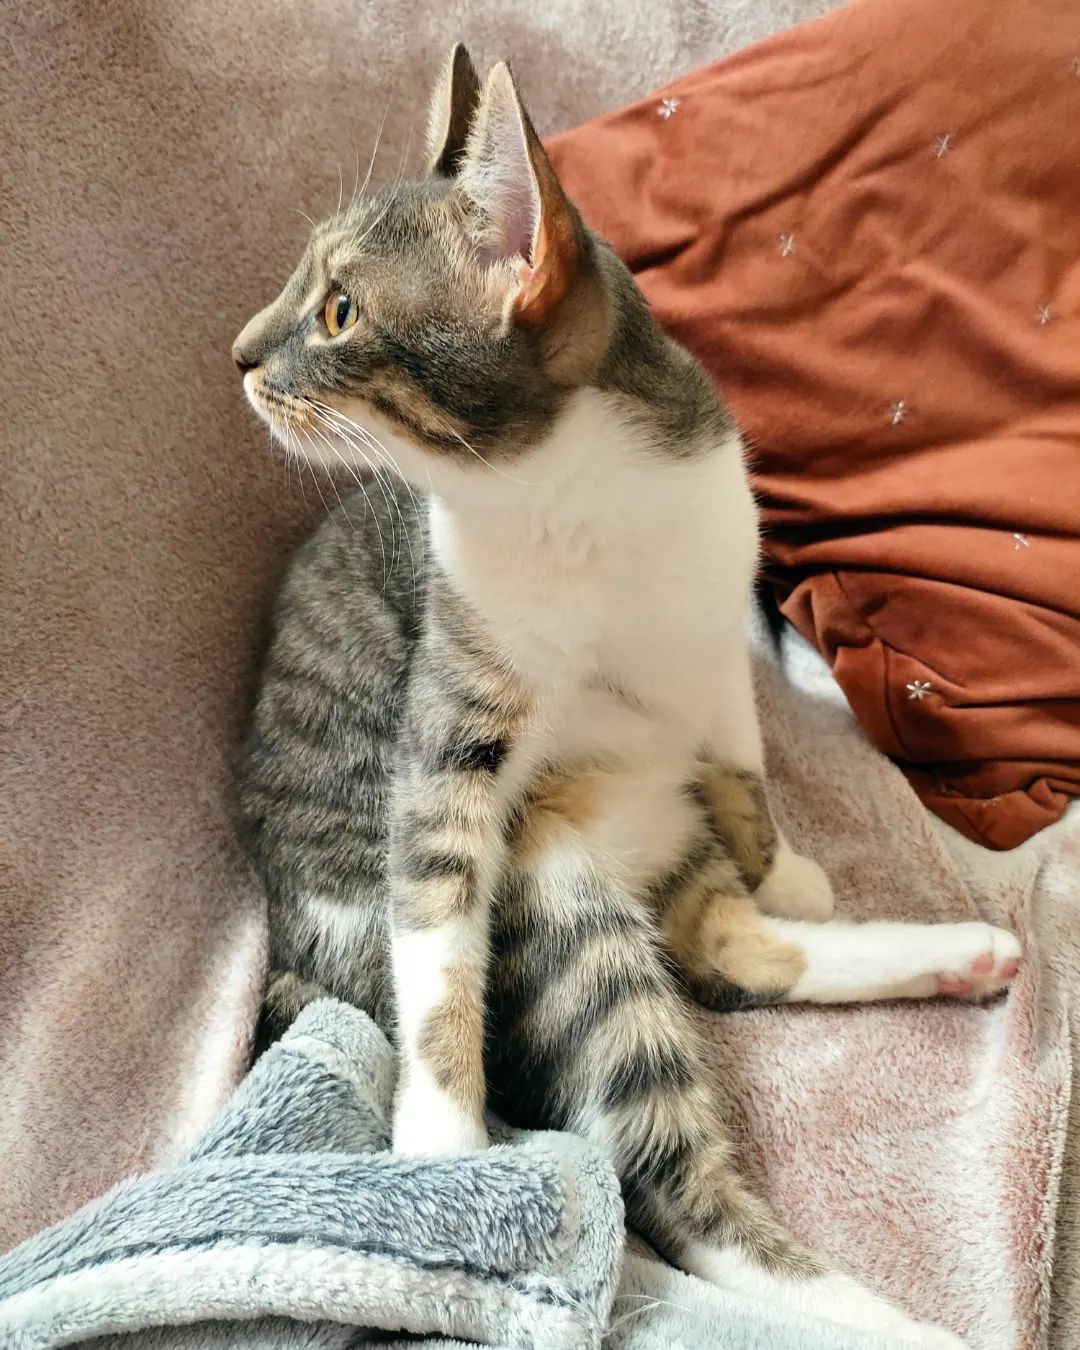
[425, 44, 482, 179]
[460, 62, 579, 326]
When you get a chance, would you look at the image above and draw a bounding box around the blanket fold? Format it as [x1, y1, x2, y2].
[0, 1002, 621, 1350]
[0, 1000, 939, 1350]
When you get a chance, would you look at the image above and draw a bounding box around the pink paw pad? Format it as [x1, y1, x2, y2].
[935, 939, 1021, 1000]
[937, 974, 973, 995]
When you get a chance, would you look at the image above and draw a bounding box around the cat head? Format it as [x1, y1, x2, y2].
[232, 46, 621, 495]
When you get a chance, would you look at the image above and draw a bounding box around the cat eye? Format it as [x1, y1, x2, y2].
[323, 289, 359, 337]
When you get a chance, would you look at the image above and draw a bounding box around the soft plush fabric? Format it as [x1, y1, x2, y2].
[546, 0, 1080, 849]
[3, 2, 1080, 1349]
[0, 1000, 622, 1349]
[0, 998, 930, 1350]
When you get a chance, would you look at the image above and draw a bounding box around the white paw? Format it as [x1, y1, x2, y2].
[926, 923, 1021, 1001]
[755, 842, 835, 922]
[393, 1079, 488, 1156]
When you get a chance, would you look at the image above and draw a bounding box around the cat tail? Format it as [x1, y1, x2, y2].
[252, 969, 333, 1060]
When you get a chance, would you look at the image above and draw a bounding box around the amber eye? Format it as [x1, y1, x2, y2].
[323, 289, 358, 337]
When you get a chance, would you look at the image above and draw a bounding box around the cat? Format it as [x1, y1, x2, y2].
[233, 46, 1019, 1346]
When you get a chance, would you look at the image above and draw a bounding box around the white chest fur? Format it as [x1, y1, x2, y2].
[428, 391, 758, 744]
[425, 390, 760, 881]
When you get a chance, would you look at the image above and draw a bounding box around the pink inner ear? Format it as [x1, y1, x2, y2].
[512, 216, 567, 323]
[512, 258, 539, 318]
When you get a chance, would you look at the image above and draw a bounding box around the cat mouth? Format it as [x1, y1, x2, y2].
[242, 374, 385, 477]
[243, 372, 318, 448]
[245, 373, 306, 424]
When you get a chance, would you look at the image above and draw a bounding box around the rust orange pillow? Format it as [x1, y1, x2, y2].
[547, 0, 1080, 848]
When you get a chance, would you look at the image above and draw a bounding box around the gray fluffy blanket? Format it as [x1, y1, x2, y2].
[0, 999, 918, 1349]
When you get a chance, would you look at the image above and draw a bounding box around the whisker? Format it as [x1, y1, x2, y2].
[349, 190, 395, 253]
[312, 393, 539, 491]
[302, 426, 357, 529]
[446, 425, 543, 487]
[318, 432, 391, 585]
[308, 399, 397, 461]
[306, 398, 426, 579]
[285, 425, 311, 508]
[309, 399, 397, 472]
[349, 128, 360, 211]
[349, 128, 411, 251]
[306, 414, 368, 491]
[304, 404, 411, 589]
[372, 443, 426, 583]
[303, 405, 400, 572]
[295, 425, 334, 521]
[350, 112, 387, 214]
[268, 425, 295, 501]
[308, 400, 407, 496]
[306, 414, 378, 500]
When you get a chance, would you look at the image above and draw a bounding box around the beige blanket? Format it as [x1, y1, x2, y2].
[2, 1, 1075, 1346]
[737, 616, 1076, 1348]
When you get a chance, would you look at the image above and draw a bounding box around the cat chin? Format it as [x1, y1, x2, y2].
[241, 372, 295, 451]
[241, 370, 270, 424]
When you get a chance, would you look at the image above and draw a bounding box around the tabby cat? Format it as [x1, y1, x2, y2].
[233, 47, 1019, 1346]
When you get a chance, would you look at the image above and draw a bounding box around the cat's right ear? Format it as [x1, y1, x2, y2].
[425, 44, 482, 179]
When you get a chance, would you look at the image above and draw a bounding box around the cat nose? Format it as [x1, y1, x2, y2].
[231, 342, 257, 373]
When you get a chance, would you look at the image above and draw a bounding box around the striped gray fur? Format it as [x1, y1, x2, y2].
[239, 482, 808, 1276]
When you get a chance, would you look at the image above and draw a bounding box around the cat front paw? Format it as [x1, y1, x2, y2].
[755, 842, 835, 922]
[393, 1079, 489, 1156]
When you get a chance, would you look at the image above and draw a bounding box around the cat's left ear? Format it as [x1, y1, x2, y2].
[425, 44, 482, 178]
[460, 62, 580, 327]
